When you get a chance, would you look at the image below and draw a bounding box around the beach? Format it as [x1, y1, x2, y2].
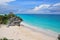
[0, 23, 58, 40]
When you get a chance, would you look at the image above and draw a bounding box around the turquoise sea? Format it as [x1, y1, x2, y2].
[16, 14, 60, 33]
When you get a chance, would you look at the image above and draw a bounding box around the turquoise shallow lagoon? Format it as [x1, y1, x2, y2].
[16, 14, 60, 33]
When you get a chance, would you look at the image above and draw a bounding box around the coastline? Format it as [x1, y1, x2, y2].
[0, 22, 59, 40]
[21, 22, 59, 37]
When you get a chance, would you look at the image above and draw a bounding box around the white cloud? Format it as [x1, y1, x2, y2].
[0, 0, 16, 5]
[33, 4, 50, 11]
[25, 4, 50, 14]
[53, 3, 60, 6]
[49, 3, 60, 13]
[24, 3, 60, 14]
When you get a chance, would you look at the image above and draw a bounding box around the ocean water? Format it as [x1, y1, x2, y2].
[16, 14, 60, 33]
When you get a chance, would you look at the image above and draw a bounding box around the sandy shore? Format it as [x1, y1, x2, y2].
[0, 23, 58, 40]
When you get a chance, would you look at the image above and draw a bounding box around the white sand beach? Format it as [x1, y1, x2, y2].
[0, 22, 58, 40]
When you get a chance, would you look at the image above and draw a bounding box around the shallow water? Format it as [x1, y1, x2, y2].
[16, 14, 60, 33]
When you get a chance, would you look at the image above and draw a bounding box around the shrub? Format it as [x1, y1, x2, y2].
[0, 37, 8, 40]
[2, 37, 8, 40]
[0, 12, 23, 25]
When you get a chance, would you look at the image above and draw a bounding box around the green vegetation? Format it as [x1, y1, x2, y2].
[0, 37, 8, 40]
[0, 14, 8, 24]
[0, 12, 23, 24]
[2, 37, 8, 40]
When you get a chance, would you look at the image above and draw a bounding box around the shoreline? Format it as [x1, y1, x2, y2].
[21, 22, 59, 37]
[0, 22, 59, 40]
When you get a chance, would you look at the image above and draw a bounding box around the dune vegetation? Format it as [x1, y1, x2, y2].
[0, 12, 23, 24]
[0, 37, 8, 40]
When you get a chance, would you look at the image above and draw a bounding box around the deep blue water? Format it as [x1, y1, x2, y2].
[16, 14, 60, 33]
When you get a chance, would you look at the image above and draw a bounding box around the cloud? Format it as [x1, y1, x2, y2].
[49, 3, 60, 13]
[24, 3, 60, 14]
[33, 4, 50, 11]
[0, 0, 16, 5]
[0, 0, 60, 14]
[53, 3, 60, 6]
[0, 5, 18, 14]
[24, 4, 51, 14]
[0, 0, 16, 14]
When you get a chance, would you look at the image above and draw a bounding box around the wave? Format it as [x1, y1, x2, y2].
[21, 22, 59, 38]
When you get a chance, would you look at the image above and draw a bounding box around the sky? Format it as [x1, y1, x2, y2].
[0, 0, 60, 14]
